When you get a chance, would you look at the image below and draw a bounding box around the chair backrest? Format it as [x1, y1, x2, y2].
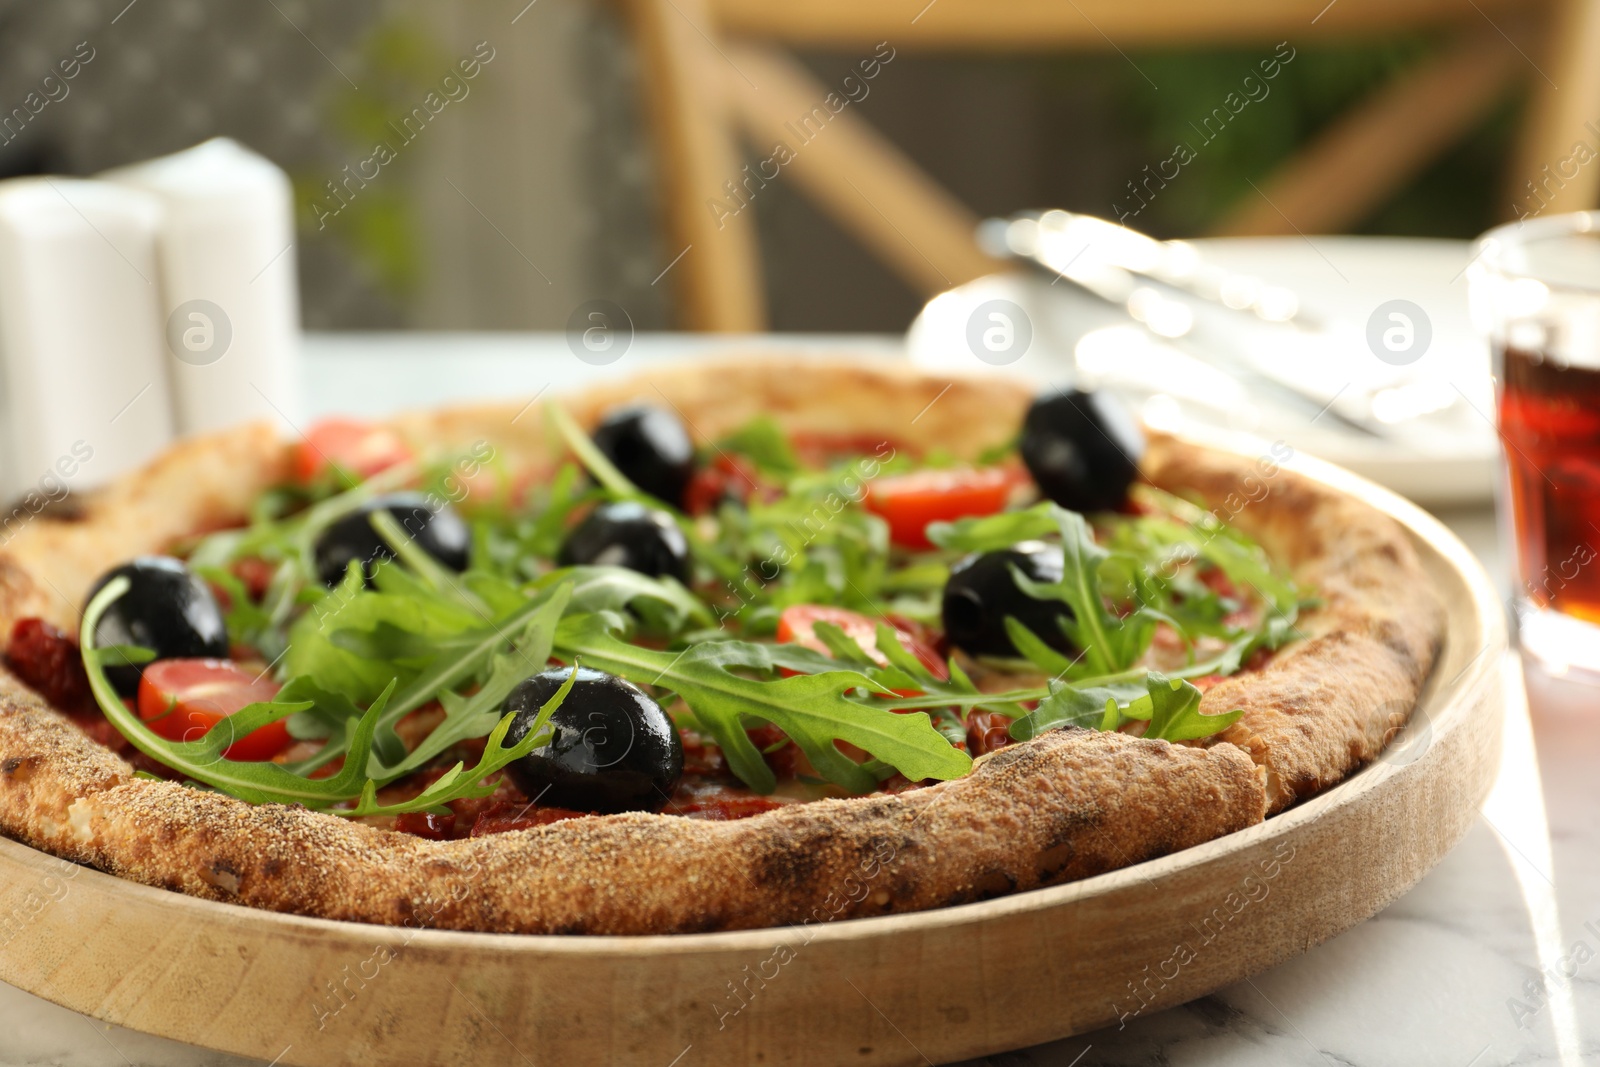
[630, 0, 1594, 330]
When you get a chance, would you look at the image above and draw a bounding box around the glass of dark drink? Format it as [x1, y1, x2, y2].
[1469, 211, 1600, 682]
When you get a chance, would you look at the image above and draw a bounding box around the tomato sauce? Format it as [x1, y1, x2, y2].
[6, 618, 92, 712]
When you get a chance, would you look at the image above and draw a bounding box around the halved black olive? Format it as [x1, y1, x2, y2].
[86, 556, 229, 695]
[558, 501, 690, 583]
[1020, 388, 1144, 513]
[592, 404, 695, 507]
[941, 541, 1076, 658]
[312, 492, 470, 588]
[502, 667, 683, 814]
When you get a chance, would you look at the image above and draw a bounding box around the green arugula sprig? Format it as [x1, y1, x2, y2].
[551, 614, 970, 794]
[80, 577, 572, 816]
[924, 494, 1300, 679]
[908, 498, 1300, 743]
[714, 416, 802, 476]
[1009, 672, 1243, 742]
[276, 546, 971, 796]
[183, 461, 423, 662]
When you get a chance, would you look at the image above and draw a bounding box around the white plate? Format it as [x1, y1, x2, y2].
[907, 236, 1498, 506]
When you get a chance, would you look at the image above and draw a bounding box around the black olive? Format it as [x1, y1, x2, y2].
[592, 404, 695, 507]
[558, 501, 690, 583]
[502, 667, 683, 814]
[86, 556, 229, 695]
[312, 492, 470, 588]
[941, 542, 1076, 658]
[1020, 388, 1145, 513]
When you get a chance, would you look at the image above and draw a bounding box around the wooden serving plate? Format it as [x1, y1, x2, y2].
[0, 442, 1504, 1067]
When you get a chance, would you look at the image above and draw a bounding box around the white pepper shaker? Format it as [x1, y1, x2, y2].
[0, 177, 174, 501]
[102, 138, 301, 436]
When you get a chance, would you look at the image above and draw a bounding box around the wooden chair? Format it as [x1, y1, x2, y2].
[623, 0, 1600, 331]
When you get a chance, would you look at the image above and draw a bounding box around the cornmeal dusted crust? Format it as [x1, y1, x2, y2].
[1143, 445, 1445, 814]
[0, 359, 1442, 934]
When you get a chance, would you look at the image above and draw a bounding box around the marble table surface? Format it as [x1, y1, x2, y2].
[3, 332, 1592, 1067]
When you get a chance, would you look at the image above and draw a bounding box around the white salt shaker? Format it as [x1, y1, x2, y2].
[102, 138, 301, 436]
[0, 177, 175, 501]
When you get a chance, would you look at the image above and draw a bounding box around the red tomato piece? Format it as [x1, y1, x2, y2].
[293, 418, 413, 483]
[864, 466, 1025, 549]
[776, 605, 947, 682]
[673, 791, 785, 821]
[137, 659, 291, 761]
[393, 811, 457, 840]
[5, 617, 91, 711]
[1199, 566, 1241, 600]
[683, 467, 724, 518]
[231, 557, 278, 601]
[468, 800, 588, 837]
[965, 710, 1013, 757]
[684, 454, 760, 516]
[744, 722, 805, 780]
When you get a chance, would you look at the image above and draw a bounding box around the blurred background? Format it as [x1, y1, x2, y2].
[0, 0, 1535, 334]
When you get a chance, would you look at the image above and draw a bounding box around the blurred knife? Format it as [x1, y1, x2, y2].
[980, 211, 1390, 438]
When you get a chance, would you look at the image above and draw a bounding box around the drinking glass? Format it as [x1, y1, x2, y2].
[1469, 212, 1600, 682]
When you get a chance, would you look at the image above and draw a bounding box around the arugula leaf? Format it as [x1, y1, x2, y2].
[338, 666, 575, 816]
[1001, 617, 1080, 677]
[1006, 509, 1125, 674]
[809, 620, 881, 667]
[285, 567, 483, 705]
[83, 578, 378, 805]
[933, 497, 1298, 689]
[521, 462, 590, 562]
[553, 615, 970, 794]
[341, 676, 566, 817]
[1126, 487, 1299, 617]
[716, 415, 801, 475]
[532, 564, 713, 634]
[1011, 682, 1121, 739]
[926, 502, 1060, 553]
[366, 585, 571, 744]
[375, 608, 562, 780]
[192, 566, 276, 656]
[95, 644, 157, 668]
[278, 676, 355, 748]
[1130, 673, 1244, 741]
[1010, 672, 1241, 743]
[82, 578, 577, 816]
[370, 508, 488, 616]
[546, 400, 644, 499]
[180, 461, 425, 660]
[975, 435, 1019, 467]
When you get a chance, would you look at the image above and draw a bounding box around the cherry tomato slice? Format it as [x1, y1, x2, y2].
[293, 418, 413, 484]
[776, 605, 947, 681]
[864, 466, 1025, 549]
[137, 659, 290, 761]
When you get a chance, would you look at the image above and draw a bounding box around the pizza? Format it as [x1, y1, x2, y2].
[0, 359, 1443, 935]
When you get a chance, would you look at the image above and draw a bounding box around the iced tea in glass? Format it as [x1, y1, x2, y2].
[1469, 212, 1600, 681]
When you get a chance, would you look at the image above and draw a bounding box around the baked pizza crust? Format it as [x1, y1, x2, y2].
[0, 359, 1442, 934]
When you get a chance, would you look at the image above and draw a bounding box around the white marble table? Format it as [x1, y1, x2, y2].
[3, 332, 1589, 1067]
